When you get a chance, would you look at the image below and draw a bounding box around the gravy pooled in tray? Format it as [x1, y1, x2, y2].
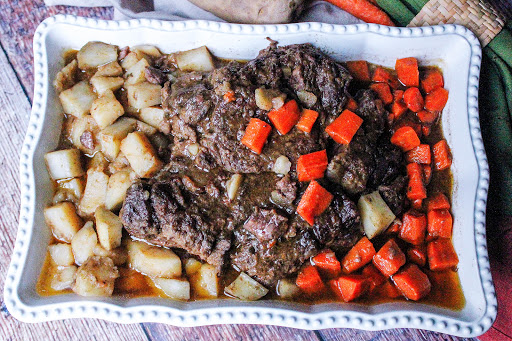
[38, 41, 463, 308]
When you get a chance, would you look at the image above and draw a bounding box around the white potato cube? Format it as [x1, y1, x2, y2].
[71, 221, 98, 265]
[226, 174, 243, 200]
[88, 151, 109, 172]
[44, 202, 83, 242]
[277, 278, 300, 299]
[90, 90, 124, 129]
[93, 244, 128, 266]
[105, 170, 133, 211]
[139, 106, 165, 130]
[135, 120, 158, 136]
[224, 272, 268, 301]
[45, 149, 84, 180]
[191, 264, 218, 298]
[132, 45, 162, 58]
[59, 81, 96, 118]
[121, 51, 145, 70]
[48, 243, 75, 266]
[99, 117, 137, 160]
[95, 61, 123, 77]
[273, 155, 291, 175]
[184, 258, 202, 277]
[358, 191, 396, 239]
[66, 115, 100, 153]
[176, 46, 214, 72]
[73, 255, 119, 297]
[77, 41, 118, 69]
[126, 82, 162, 109]
[127, 240, 182, 278]
[54, 59, 78, 93]
[95, 207, 123, 250]
[51, 265, 77, 291]
[120, 132, 163, 178]
[90, 76, 124, 95]
[79, 169, 109, 216]
[153, 278, 190, 301]
[59, 177, 85, 201]
[124, 58, 150, 85]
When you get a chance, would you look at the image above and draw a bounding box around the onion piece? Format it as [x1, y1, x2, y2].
[273, 155, 291, 175]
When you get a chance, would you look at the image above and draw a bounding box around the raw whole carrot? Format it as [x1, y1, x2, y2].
[399, 210, 427, 245]
[391, 90, 408, 119]
[296, 265, 326, 295]
[346, 98, 358, 111]
[296, 180, 333, 225]
[427, 209, 453, 239]
[346, 61, 371, 81]
[373, 239, 406, 277]
[385, 219, 402, 235]
[268, 99, 301, 135]
[395, 57, 419, 87]
[329, 275, 369, 302]
[427, 238, 459, 271]
[392, 263, 431, 300]
[421, 69, 444, 94]
[223, 90, 235, 103]
[362, 264, 386, 293]
[391, 126, 420, 151]
[426, 193, 450, 211]
[379, 279, 402, 298]
[241, 118, 272, 154]
[325, 0, 395, 26]
[406, 162, 427, 201]
[312, 249, 342, 279]
[403, 87, 424, 112]
[325, 109, 363, 145]
[406, 144, 431, 164]
[370, 83, 393, 105]
[422, 164, 432, 185]
[422, 125, 431, 137]
[297, 150, 328, 182]
[416, 110, 438, 125]
[372, 67, 392, 83]
[341, 237, 376, 274]
[296, 109, 319, 133]
[407, 245, 427, 267]
[432, 140, 452, 171]
[425, 87, 449, 112]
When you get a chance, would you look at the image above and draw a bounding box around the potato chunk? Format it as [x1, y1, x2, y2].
[77, 41, 118, 69]
[127, 240, 182, 278]
[48, 243, 75, 266]
[277, 278, 300, 299]
[44, 202, 83, 242]
[99, 117, 137, 160]
[153, 278, 190, 301]
[132, 45, 162, 59]
[93, 245, 128, 266]
[105, 170, 133, 211]
[54, 59, 78, 93]
[225, 272, 268, 300]
[176, 46, 214, 72]
[59, 81, 96, 118]
[125, 58, 150, 85]
[45, 149, 84, 180]
[95, 207, 123, 250]
[190, 264, 218, 298]
[73, 256, 119, 297]
[139, 106, 165, 130]
[51, 265, 77, 291]
[358, 191, 396, 239]
[71, 221, 98, 265]
[59, 177, 85, 201]
[90, 90, 125, 129]
[65, 115, 100, 154]
[90, 76, 124, 95]
[121, 51, 145, 70]
[184, 258, 202, 277]
[79, 169, 109, 216]
[126, 82, 162, 109]
[120, 132, 162, 178]
[95, 61, 123, 77]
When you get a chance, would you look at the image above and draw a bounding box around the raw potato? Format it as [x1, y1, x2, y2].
[358, 191, 396, 239]
[184, 258, 202, 276]
[99, 117, 137, 160]
[95, 61, 123, 77]
[105, 170, 133, 211]
[90, 90, 125, 129]
[48, 243, 75, 266]
[71, 221, 98, 265]
[44, 202, 83, 243]
[126, 82, 162, 109]
[59, 81, 96, 118]
[66, 115, 100, 153]
[93, 244, 128, 266]
[95, 207, 123, 250]
[226, 174, 243, 200]
[90, 76, 124, 95]
[139, 106, 165, 130]
[125, 58, 150, 85]
[277, 278, 300, 299]
[224, 272, 268, 300]
[153, 278, 190, 301]
[59, 177, 85, 201]
[127, 240, 182, 278]
[54, 59, 78, 93]
[51, 265, 77, 291]
[191, 264, 218, 298]
[45, 149, 84, 180]
[120, 132, 163, 178]
[176, 46, 214, 72]
[273, 155, 291, 175]
[79, 169, 109, 216]
[77, 41, 118, 69]
[73, 255, 119, 297]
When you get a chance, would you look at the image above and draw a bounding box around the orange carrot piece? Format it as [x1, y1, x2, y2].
[425, 87, 449, 112]
[385, 219, 402, 235]
[362, 264, 386, 293]
[329, 275, 369, 302]
[373, 239, 406, 277]
[391, 90, 408, 119]
[407, 162, 427, 201]
[325, 0, 395, 26]
[407, 245, 427, 267]
[296, 109, 319, 133]
[399, 210, 427, 245]
[406, 144, 431, 164]
[372, 67, 392, 83]
[391, 126, 420, 152]
[396, 57, 419, 87]
[341, 237, 376, 274]
[427, 238, 459, 271]
[392, 264, 431, 300]
[432, 140, 452, 171]
[370, 83, 393, 105]
[422, 164, 432, 185]
[268, 99, 301, 135]
[297, 180, 334, 225]
[346, 98, 358, 111]
[421, 69, 444, 94]
[416, 110, 438, 125]
[223, 90, 235, 103]
[426, 193, 450, 212]
[346, 61, 371, 81]
[326, 109, 363, 145]
[241, 118, 272, 154]
[380, 279, 402, 298]
[403, 87, 424, 112]
[312, 249, 342, 279]
[411, 199, 423, 210]
[427, 209, 453, 239]
[422, 125, 431, 137]
[297, 150, 328, 182]
[296, 265, 326, 295]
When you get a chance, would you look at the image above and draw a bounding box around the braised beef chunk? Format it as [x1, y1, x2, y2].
[378, 175, 408, 215]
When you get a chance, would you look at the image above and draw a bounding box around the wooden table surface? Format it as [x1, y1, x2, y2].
[0, 0, 511, 340]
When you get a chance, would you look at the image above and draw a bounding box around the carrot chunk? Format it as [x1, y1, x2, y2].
[296, 180, 333, 225]
[395, 57, 419, 87]
[296, 265, 326, 295]
[432, 139, 452, 171]
[268, 99, 301, 135]
[403, 87, 424, 112]
[312, 249, 342, 279]
[297, 150, 328, 182]
[421, 125, 431, 137]
[362, 264, 386, 293]
[427, 209, 453, 239]
[326, 109, 363, 145]
[422, 164, 432, 185]
[346, 60, 371, 81]
[385, 219, 402, 235]
[411, 199, 423, 210]
[392, 264, 431, 300]
[427, 238, 459, 271]
[425, 87, 449, 112]
[296, 109, 319, 133]
[406, 162, 427, 201]
[407, 245, 427, 267]
[406, 144, 431, 164]
[329, 275, 369, 302]
[370, 83, 393, 105]
[346, 98, 358, 111]
[426, 193, 450, 211]
[421, 69, 444, 94]
[391, 126, 420, 152]
[379, 280, 402, 298]
[372, 67, 392, 83]
[325, 0, 395, 26]
[241, 118, 272, 154]
[373, 239, 406, 277]
[341, 237, 376, 274]
[399, 210, 427, 245]
[223, 90, 235, 103]
[416, 110, 438, 125]
[391, 90, 408, 119]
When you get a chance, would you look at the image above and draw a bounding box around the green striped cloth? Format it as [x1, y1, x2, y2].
[376, 0, 512, 215]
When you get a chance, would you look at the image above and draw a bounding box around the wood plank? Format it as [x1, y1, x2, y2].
[317, 328, 478, 340]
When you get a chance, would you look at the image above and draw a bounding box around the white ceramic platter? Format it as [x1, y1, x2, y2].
[5, 15, 496, 337]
